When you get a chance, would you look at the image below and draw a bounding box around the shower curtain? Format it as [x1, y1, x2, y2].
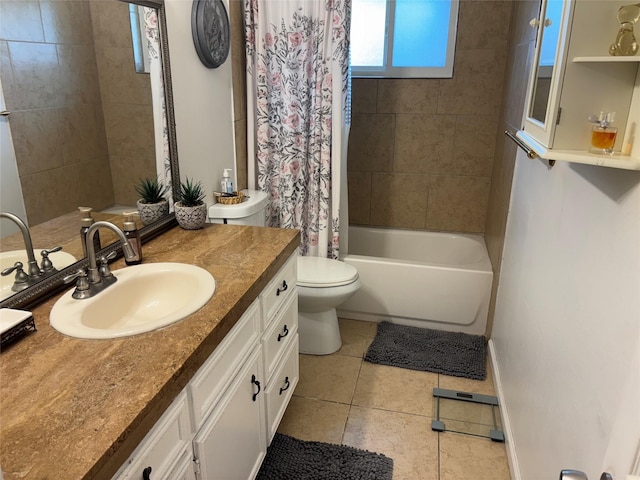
[245, 0, 351, 259]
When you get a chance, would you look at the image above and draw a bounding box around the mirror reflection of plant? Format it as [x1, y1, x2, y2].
[177, 178, 206, 207]
[135, 178, 170, 204]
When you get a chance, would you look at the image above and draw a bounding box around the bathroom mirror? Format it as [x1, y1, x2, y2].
[528, 0, 563, 124]
[523, 0, 572, 148]
[0, 0, 180, 309]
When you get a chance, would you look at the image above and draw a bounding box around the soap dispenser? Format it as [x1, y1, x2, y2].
[79, 207, 101, 257]
[122, 211, 142, 265]
[221, 169, 234, 194]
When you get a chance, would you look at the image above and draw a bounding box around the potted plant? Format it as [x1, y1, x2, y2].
[135, 177, 170, 226]
[175, 178, 207, 230]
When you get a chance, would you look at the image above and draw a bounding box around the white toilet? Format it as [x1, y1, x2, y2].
[208, 190, 361, 355]
[296, 256, 360, 355]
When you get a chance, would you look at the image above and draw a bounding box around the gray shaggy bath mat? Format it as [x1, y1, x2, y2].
[256, 433, 393, 480]
[365, 322, 486, 380]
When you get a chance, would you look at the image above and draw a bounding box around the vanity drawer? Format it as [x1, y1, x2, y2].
[260, 253, 297, 331]
[262, 291, 298, 382]
[113, 392, 192, 480]
[265, 336, 299, 443]
[188, 299, 260, 429]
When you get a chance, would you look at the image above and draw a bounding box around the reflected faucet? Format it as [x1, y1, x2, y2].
[65, 221, 136, 299]
[0, 212, 41, 278]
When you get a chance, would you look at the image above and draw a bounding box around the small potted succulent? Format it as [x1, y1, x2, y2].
[135, 177, 170, 226]
[174, 178, 207, 230]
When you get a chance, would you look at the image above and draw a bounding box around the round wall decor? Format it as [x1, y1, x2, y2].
[191, 0, 230, 68]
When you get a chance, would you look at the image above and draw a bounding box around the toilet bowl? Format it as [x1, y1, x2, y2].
[208, 192, 361, 355]
[297, 256, 361, 355]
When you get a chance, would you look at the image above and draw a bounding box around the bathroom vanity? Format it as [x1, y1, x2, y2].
[0, 223, 300, 480]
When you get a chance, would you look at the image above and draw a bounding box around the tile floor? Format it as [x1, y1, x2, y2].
[277, 319, 511, 480]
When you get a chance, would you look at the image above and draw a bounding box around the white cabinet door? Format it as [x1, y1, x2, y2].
[193, 347, 267, 480]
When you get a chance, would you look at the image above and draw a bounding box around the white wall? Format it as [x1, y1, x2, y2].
[164, 0, 236, 207]
[492, 154, 640, 479]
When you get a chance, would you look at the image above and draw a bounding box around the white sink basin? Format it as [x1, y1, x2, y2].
[50, 263, 216, 339]
[0, 249, 77, 301]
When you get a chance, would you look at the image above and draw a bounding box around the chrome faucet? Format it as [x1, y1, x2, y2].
[0, 212, 40, 278]
[65, 221, 136, 299]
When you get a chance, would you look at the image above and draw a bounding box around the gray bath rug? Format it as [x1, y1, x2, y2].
[365, 322, 486, 380]
[256, 433, 393, 480]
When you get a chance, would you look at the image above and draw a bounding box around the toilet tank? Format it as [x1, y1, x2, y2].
[208, 190, 268, 226]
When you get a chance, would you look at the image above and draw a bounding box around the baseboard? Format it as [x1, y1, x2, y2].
[489, 339, 521, 480]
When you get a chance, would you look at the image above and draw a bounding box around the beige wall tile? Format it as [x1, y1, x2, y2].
[60, 105, 109, 166]
[11, 109, 65, 177]
[510, 1, 541, 46]
[503, 42, 535, 129]
[377, 79, 438, 114]
[103, 103, 155, 158]
[295, 354, 362, 404]
[7, 41, 62, 109]
[88, 0, 132, 49]
[353, 362, 438, 416]
[0, 42, 16, 103]
[0, 1, 44, 43]
[440, 432, 510, 480]
[95, 46, 151, 106]
[457, 1, 512, 50]
[277, 397, 350, 444]
[110, 155, 156, 206]
[40, 1, 92, 45]
[229, 0, 247, 122]
[393, 114, 456, 174]
[77, 160, 116, 211]
[453, 115, 498, 177]
[437, 49, 507, 116]
[426, 176, 490, 232]
[370, 173, 430, 229]
[351, 78, 377, 114]
[347, 114, 395, 172]
[21, 166, 81, 226]
[484, 182, 508, 273]
[57, 44, 102, 106]
[234, 120, 248, 190]
[491, 132, 517, 211]
[347, 171, 371, 225]
[343, 406, 438, 480]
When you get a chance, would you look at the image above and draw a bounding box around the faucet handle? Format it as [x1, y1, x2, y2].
[98, 251, 117, 278]
[64, 269, 92, 299]
[40, 246, 62, 272]
[2, 261, 30, 288]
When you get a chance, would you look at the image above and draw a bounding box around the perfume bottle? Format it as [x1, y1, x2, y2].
[588, 112, 617, 155]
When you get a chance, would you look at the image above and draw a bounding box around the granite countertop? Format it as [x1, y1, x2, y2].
[0, 223, 300, 480]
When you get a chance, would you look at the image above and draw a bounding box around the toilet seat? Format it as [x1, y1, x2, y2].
[297, 257, 358, 288]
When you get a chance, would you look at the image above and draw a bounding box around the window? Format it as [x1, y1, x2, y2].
[350, 0, 459, 78]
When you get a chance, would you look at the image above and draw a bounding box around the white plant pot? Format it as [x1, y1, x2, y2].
[137, 199, 169, 226]
[175, 202, 207, 230]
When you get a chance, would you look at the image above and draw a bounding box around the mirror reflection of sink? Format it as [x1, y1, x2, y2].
[50, 263, 216, 339]
[0, 249, 77, 301]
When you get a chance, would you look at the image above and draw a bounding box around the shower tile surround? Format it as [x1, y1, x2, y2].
[278, 319, 511, 480]
[347, 0, 512, 233]
[0, 0, 156, 226]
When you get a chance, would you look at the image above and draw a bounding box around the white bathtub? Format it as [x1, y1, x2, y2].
[338, 226, 493, 335]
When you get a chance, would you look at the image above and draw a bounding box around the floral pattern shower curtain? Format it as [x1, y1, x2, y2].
[245, 0, 351, 258]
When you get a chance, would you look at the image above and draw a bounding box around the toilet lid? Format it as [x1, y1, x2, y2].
[297, 256, 358, 287]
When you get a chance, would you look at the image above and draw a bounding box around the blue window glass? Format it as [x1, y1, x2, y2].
[392, 0, 451, 68]
[350, 0, 459, 78]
